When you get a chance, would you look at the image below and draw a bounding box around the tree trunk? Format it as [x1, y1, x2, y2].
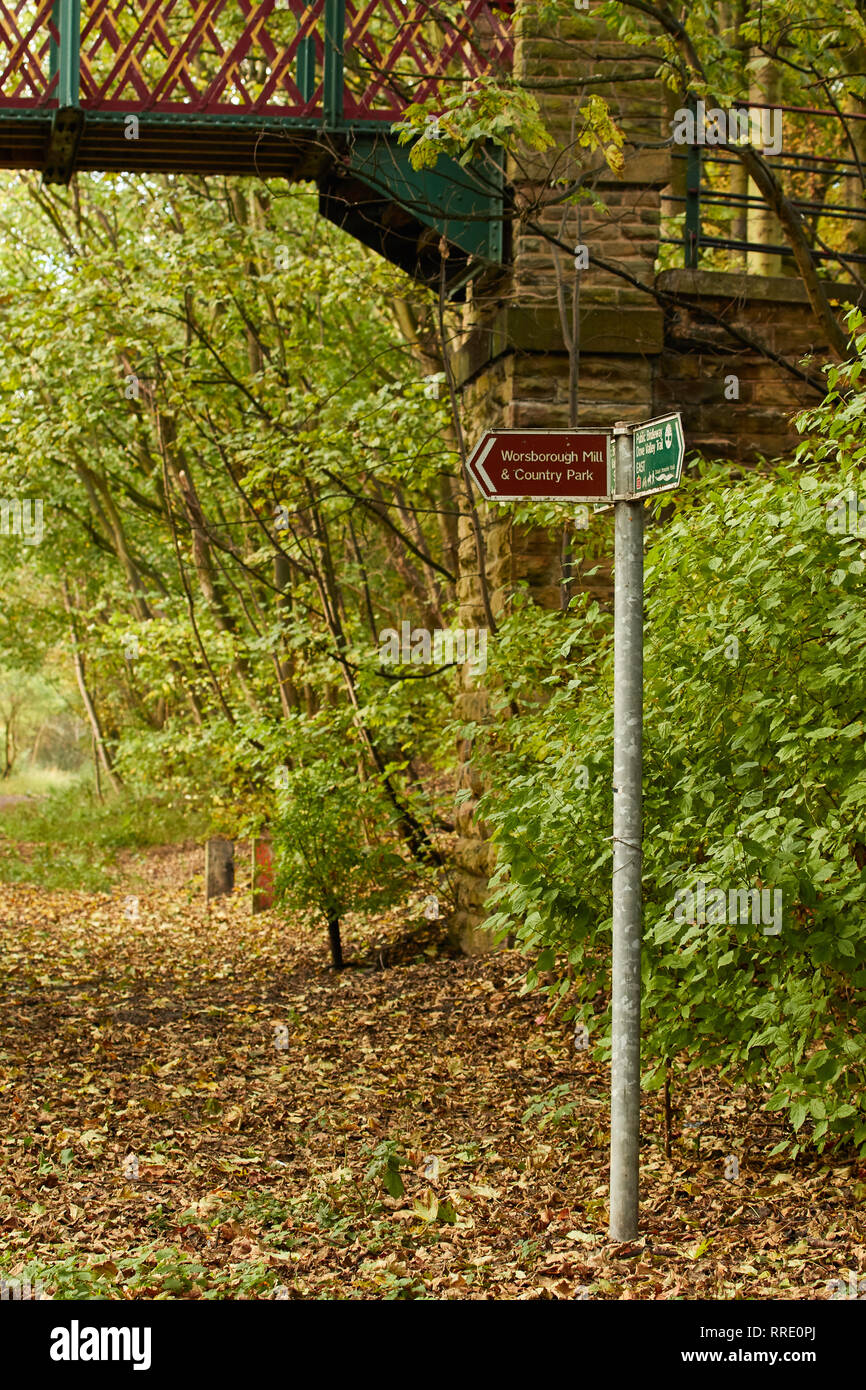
[30, 719, 50, 767]
[92, 734, 103, 803]
[842, 42, 866, 259]
[724, 1, 748, 267]
[63, 585, 124, 796]
[747, 49, 783, 276]
[327, 916, 344, 970]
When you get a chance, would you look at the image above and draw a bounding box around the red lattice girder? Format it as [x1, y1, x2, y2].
[0, 0, 57, 108]
[344, 1, 438, 117]
[0, 0, 513, 119]
[80, 1, 331, 116]
[344, 1, 514, 119]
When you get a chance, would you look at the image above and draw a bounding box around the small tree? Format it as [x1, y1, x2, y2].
[272, 762, 410, 969]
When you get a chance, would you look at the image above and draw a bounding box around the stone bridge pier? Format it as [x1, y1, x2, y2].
[448, 5, 852, 951]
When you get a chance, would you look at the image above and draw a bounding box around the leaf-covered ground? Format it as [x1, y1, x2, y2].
[0, 848, 863, 1300]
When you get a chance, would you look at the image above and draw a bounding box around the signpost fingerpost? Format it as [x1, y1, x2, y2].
[466, 414, 685, 1244]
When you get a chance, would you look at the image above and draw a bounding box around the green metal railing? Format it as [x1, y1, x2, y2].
[664, 98, 866, 273]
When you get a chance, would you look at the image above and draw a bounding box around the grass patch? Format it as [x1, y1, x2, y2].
[0, 842, 117, 892]
[0, 765, 81, 797]
[0, 1247, 278, 1301]
[0, 787, 208, 890]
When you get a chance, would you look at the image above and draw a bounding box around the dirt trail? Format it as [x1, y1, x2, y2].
[0, 855, 862, 1299]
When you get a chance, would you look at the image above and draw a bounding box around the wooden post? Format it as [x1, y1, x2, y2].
[205, 837, 234, 901]
[251, 834, 274, 913]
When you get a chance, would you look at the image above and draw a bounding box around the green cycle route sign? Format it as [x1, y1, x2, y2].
[630, 413, 684, 497]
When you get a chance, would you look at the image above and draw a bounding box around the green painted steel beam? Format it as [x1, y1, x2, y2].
[346, 135, 504, 266]
[685, 141, 700, 268]
[0, 112, 409, 131]
[55, 0, 81, 110]
[323, 0, 345, 127]
[318, 133, 504, 298]
[49, 2, 59, 89]
[44, 0, 83, 183]
[685, 97, 700, 268]
[296, 1, 316, 104]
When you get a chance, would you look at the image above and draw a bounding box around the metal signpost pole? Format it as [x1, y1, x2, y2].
[609, 422, 644, 1242]
[466, 413, 682, 1242]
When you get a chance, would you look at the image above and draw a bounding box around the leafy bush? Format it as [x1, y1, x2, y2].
[272, 754, 412, 968]
[474, 458, 866, 1157]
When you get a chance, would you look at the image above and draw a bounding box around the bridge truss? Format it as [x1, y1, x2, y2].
[0, 1, 514, 292]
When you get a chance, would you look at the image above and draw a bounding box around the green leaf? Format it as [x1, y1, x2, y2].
[383, 1165, 405, 1199]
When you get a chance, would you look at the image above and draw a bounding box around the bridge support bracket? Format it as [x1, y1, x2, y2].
[319, 133, 503, 299]
[43, 107, 84, 185]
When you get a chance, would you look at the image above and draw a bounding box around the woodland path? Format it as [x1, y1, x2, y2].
[0, 850, 861, 1300]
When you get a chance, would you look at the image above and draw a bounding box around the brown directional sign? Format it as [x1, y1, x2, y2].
[466, 429, 613, 501]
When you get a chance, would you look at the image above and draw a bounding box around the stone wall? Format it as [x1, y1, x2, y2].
[449, 2, 667, 951]
[447, 4, 861, 952]
[655, 269, 860, 460]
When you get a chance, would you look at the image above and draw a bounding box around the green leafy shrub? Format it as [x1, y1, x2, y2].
[272, 754, 412, 969]
[474, 457, 866, 1157]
